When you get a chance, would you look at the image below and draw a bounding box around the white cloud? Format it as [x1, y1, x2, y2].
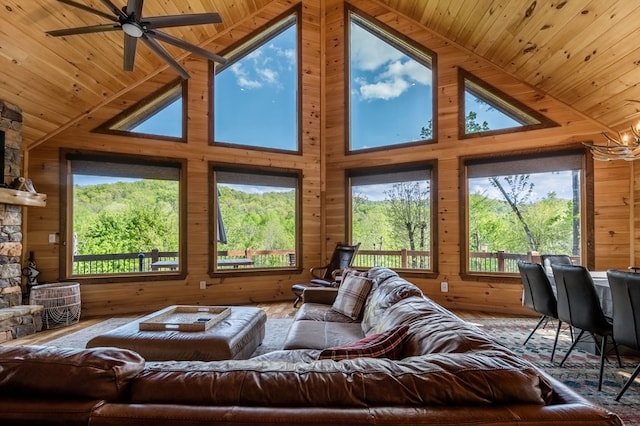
[350, 24, 432, 101]
[360, 78, 410, 101]
[350, 24, 403, 71]
[382, 60, 432, 86]
[229, 42, 295, 90]
[280, 48, 296, 66]
[230, 63, 262, 89]
[257, 67, 278, 85]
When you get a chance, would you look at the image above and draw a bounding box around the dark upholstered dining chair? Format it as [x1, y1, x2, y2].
[291, 242, 360, 307]
[517, 261, 563, 362]
[606, 269, 640, 401]
[552, 264, 622, 391]
[540, 254, 572, 272]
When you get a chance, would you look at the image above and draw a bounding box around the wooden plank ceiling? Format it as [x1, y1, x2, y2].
[1, 0, 639, 149]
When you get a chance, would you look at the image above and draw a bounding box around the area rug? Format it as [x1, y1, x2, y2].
[471, 317, 640, 426]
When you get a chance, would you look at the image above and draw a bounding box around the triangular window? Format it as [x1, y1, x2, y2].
[460, 70, 557, 138]
[349, 9, 435, 152]
[212, 12, 298, 152]
[95, 80, 185, 140]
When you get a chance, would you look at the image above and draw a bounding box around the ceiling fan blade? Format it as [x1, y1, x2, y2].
[123, 34, 138, 71]
[141, 34, 190, 79]
[99, 0, 127, 20]
[143, 13, 222, 29]
[147, 29, 226, 64]
[47, 23, 120, 37]
[56, 0, 118, 22]
[126, 0, 143, 19]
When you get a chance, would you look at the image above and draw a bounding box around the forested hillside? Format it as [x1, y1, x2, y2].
[73, 180, 179, 255]
[73, 178, 576, 261]
[72, 181, 296, 255]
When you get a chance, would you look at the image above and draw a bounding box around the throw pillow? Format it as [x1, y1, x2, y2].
[331, 273, 373, 320]
[317, 325, 410, 360]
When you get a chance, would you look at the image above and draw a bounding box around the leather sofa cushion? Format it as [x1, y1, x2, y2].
[283, 319, 364, 349]
[0, 345, 145, 400]
[250, 349, 320, 362]
[366, 266, 399, 284]
[361, 275, 424, 334]
[372, 297, 502, 356]
[294, 302, 359, 323]
[132, 350, 552, 407]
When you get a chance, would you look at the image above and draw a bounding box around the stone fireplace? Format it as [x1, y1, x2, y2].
[0, 100, 43, 342]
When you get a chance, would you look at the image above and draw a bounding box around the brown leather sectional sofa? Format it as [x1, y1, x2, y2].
[0, 267, 624, 425]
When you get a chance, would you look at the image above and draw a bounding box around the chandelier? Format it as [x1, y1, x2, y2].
[583, 123, 640, 161]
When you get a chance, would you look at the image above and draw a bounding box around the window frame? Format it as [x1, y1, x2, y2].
[209, 162, 302, 277]
[94, 79, 187, 142]
[459, 146, 594, 282]
[458, 69, 558, 139]
[59, 150, 187, 283]
[346, 161, 438, 277]
[209, 6, 302, 155]
[345, 5, 438, 154]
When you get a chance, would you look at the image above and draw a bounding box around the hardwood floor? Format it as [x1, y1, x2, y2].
[2, 301, 523, 347]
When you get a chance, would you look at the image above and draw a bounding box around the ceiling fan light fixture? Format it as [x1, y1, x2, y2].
[122, 22, 144, 38]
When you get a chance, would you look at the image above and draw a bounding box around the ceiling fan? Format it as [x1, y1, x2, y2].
[46, 0, 227, 79]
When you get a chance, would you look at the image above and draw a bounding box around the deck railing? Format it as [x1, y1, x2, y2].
[72, 248, 296, 274]
[72, 248, 577, 275]
[353, 249, 431, 269]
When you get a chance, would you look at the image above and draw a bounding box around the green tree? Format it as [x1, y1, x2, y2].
[384, 181, 431, 268]
[420, 111, 489, 139]
[74, 180, 179, 256]
[489, 175, 537, 251]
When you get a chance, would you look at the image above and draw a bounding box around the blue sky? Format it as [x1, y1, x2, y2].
[213, 23, 297, 150]
[106, 13, 526, 157]
[132, 98, 182, 137]
[74, 175, 138, 186]
[82, 14, 554, 198]
[350, 21, 432, 149]
[353, 171, 575, 204]
[470, 171, 577, 202]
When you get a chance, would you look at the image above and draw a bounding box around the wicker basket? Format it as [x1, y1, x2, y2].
[29, 282, 81, 329]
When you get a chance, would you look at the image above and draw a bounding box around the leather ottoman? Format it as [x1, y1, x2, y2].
[86, 306, 266, 361]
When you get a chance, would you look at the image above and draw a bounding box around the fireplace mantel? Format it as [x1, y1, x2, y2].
[0, 187, 47, 207]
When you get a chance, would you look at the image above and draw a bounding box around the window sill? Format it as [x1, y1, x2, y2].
[0, 188, 47, 207]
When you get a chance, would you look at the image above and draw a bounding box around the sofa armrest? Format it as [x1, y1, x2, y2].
[302, 287, 339, 305]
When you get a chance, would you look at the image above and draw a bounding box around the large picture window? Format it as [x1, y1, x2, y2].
[464, 151, 587, 275]
[211, 165, 300, 273]
[349, 10, 435, 152]
[348, 164, 435, 271]
[62, 152, 185, 280]
[212, 12, 299, 152]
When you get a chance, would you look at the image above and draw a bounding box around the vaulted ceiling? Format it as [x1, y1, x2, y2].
[2, 0, 639, 149]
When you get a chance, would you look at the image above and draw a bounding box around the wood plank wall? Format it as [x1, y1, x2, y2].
[24, 0, 633, 317]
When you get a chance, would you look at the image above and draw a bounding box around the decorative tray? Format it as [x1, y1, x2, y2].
[139, 305, 230, 332]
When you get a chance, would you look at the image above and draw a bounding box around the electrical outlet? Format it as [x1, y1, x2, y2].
[199, 281, 207, 290]
[440, 281, 448, 292]
[48, 233, 57, 244]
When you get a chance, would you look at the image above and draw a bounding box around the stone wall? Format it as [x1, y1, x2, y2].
[0, 99, 43, 342]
